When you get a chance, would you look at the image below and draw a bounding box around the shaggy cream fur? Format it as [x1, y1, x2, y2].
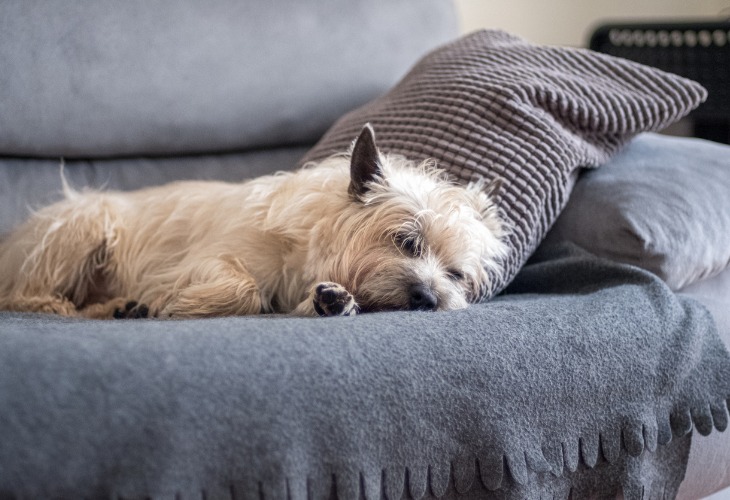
[0, 126, 507, 319]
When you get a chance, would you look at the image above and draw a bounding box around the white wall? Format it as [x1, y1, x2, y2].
[454, 0, 730, 47]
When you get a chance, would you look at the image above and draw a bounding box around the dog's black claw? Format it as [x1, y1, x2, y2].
[135, 305, 149, 318]
[124, 301, 138, 312]
[113, 308, 125, 319]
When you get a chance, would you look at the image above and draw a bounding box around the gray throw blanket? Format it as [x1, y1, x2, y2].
[0, 244, 728, 499]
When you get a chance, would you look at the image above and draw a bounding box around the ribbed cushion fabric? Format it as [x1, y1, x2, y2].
[300, 30, 707, 297]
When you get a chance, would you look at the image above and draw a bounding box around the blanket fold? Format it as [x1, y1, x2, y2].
[0, 244, 728, 499]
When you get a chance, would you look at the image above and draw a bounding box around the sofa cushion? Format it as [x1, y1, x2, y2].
[0, 0, 456, 158]
[301, 30, 707, 298]
[542, 133, 730, 290]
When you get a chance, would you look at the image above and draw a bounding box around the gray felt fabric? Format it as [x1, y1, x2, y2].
[300, 30, 707, 300]
[1, 245, 728, 499]
[543, 133, 730, 291]
[0, 147, 308, 236]
[0, 0, 457, 158]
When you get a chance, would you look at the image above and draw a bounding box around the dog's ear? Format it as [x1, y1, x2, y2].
[349, 124, 382, 199]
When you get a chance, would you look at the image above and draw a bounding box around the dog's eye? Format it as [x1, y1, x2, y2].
[447, 269, 464, 281]
[394, 233, 422, 257]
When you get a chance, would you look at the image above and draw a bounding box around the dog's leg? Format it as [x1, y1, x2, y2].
[2, 295, 79, 317]
[155, 256, 262, 318]
[0, 194, 121, 317]
[293, 282, 360, 317]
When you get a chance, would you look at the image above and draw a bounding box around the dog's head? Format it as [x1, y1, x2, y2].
[318, 124, 508, 312]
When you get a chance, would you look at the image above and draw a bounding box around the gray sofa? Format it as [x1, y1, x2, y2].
[1, 1, 729, 499]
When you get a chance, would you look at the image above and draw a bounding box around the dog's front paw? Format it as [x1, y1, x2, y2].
[113, 300, 149, 319]
[313, 282, 359, 317]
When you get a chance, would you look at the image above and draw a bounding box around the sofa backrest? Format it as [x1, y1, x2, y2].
[0, 0, 457, 158]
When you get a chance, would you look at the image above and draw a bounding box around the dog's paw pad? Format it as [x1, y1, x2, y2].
[113, 301, 149, 319]
[313, 282, 359, 317]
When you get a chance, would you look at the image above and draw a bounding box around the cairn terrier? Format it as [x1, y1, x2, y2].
[0, 125, 507, 319]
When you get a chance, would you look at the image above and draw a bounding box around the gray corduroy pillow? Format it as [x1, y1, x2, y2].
[300, 30, 707, 297]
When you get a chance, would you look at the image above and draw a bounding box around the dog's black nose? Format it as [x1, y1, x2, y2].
[409, 284, 438, 311]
